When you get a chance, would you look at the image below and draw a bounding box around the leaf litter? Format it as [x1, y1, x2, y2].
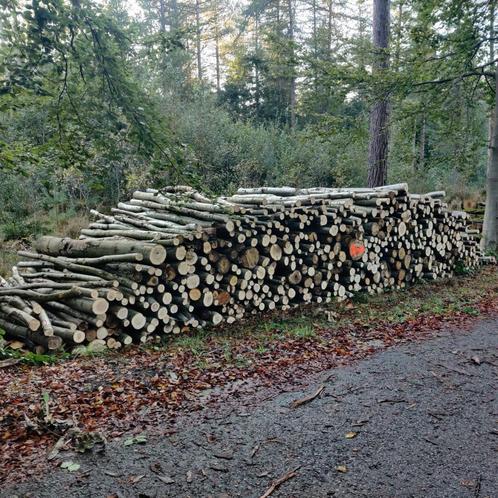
[1, 268, 497, 485]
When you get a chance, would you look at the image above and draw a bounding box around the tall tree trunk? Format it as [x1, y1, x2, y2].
[214, 1, 221, 93]
[482, 1, 497, 251]
[159, 0, 166, 32]
[170, 0, 179, 31]
[254, 12, 260, 115]
[158, 0, 167, 93]
[312, 0, 317, 57]
[327, 0, 333, 59]
[288, 0, 296, 128]
[412, 112, 427, 172]
[483, 39, 498, 251]
[418, 115, 426, 169]
[195, 0, 202, 80]
[367, 0, 391, 188]
[393, 1, 403, 71]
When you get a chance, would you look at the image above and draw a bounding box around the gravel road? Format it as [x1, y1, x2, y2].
[4, 317, 497, 498]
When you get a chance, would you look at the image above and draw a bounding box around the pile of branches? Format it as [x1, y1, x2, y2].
[0, 183, 485, 353]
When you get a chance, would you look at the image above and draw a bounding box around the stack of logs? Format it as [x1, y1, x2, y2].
[0, 183, 485, 353]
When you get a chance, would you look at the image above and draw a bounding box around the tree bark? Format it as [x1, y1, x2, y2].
[255, 12, 261, 114]
[159, 0, 166, 32]
[214, 1, 221, 93]
[327, 0, 333, 58]
[195, 0, 202, 80]
[288, 0, 296, 128]
[367, 0, 391, 188]
[170, 0, 179, 31]
[482, 62, 498, 252]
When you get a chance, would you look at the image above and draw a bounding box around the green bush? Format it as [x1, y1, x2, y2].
[1, 219, 45, 241]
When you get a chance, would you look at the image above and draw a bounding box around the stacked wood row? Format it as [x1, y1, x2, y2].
[464, 201, 486, 233]
[0, 183, 485, 353]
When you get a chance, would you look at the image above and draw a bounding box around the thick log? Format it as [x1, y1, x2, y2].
[34, 237, 167, 265]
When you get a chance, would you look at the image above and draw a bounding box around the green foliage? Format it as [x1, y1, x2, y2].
[173, 334, 207, 356]
[286, 324, 316, 339]
[461, 305, 480, 316]
[1, 219, 45, 241]
[454, 260, 471, 276]
[0, 0, 492, 234]
[124, 434, 147, 446]
[0, 346, 67, 365]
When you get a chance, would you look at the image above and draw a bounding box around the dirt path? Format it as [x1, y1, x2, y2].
[4, 316, 497, 498]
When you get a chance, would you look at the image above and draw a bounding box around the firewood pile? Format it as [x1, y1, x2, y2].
[0, 183, 485, 353]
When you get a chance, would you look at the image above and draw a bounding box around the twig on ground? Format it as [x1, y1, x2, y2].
[329, 385, 366, 400]
[251, 437, 280, 458]
[0, 358, 21, 368]
[259, 466, 300, 498]
[474, 474, 482, 497]
[290, 385, 324, 408]
[436, 363, 473, 376]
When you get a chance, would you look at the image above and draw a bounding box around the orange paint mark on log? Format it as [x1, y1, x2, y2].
[349, 240, 366, 260]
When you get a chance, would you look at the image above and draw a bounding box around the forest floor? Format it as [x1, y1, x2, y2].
[0, 267, 497, 496]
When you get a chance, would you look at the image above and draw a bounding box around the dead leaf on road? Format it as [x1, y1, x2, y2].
[60, 461, 80, 472]
[336, 465, 348, 473]
[471, 356, 481, 365]
[345, 432, 357, 439]
[156, 475, 175, 484]
[104, 470, 120, 477]
[130, 474, 145, 484]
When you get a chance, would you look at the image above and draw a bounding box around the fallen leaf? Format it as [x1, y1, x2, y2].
[336, 465, 348, 473]
[61, 461, 80, 472]
[8, 341, 24, 350]
[471, 355, 481, 365]
[345, 432, 357, 439]
[130, 474, 145, 484]
[156, 475, 175, 484]
[124, 434, 147, 446]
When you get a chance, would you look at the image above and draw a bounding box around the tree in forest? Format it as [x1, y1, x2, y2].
[483, 0, 498, 252]
[401, 0, 496, 251]
[0, 0, 494, 227]
[367, 0, 391, 187]
[483, 61, 498, 252]
[0, 0, 186, 208]
[220, 0, 299, 127]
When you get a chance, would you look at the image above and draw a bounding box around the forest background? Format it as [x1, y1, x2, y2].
[0, 0, 495, 248]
